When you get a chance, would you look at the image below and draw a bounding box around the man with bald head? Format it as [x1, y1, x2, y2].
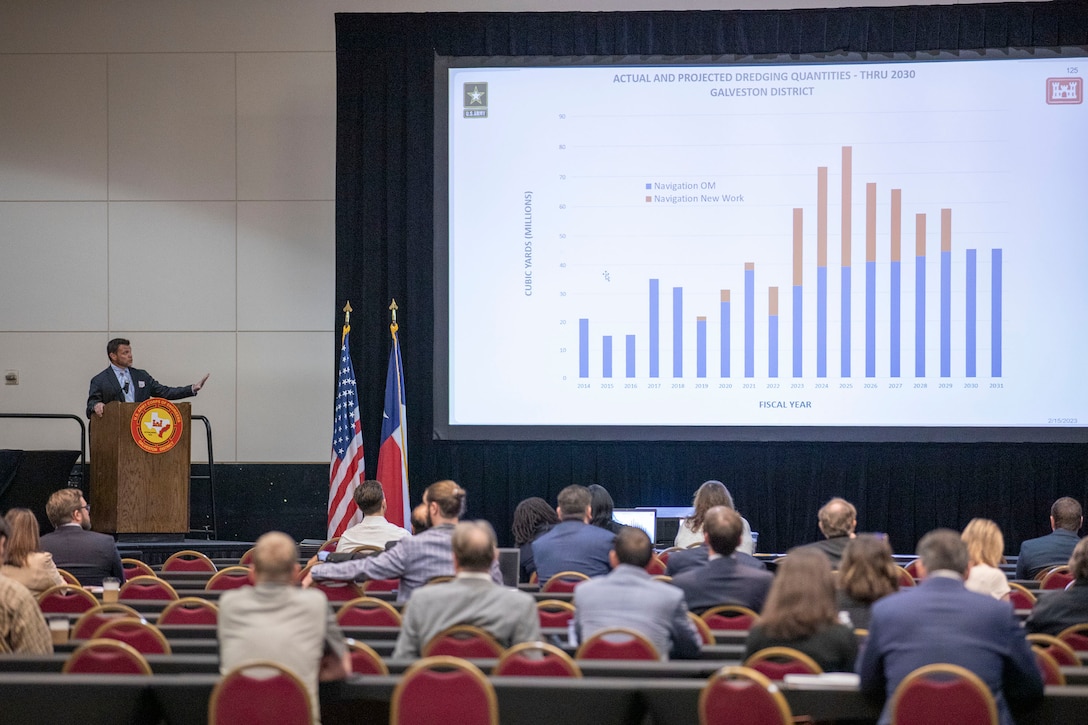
[795, 497, 857, 568]
[669, 506, 774, 613]
[392, 521, 540, 658]
[218, 531, 349, 723]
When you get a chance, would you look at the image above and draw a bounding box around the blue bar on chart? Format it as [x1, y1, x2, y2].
[915, 214, 926, 377]
[626, 335, 635, 378]
[769, 288, 779, 378]
[993, 249, 1002, 377]
[744, 263, 755, 378]
[841, 146, 852, 378]
[865, 183, 876, 378]
[579, 318, 589, 378]
[697, 317, 707, 378]
[673, 287, 683, 378]
[602, 335, 612, 378]
[940, 209, 952, 378]
[817, 166, 828, 378]
[720, 291, 731, 378]
[793, 208, 803, 378]
[890, 189, 902, 378]
[966, 250, 976, 378]
[649, 279, 659, 378]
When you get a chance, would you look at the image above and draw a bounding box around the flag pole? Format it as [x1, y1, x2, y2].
[342, 301, 352, 341]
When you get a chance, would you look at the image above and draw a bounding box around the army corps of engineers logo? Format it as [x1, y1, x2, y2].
[130, 398, 183, 454]
[464, 82, 487, 118]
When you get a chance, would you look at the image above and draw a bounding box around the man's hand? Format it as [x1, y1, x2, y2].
[93, 402, 105, 417]
[301, 571, 315, 588]
[192, 373, 210, 393]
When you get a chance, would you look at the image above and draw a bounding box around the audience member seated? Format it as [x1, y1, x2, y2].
[588, 484, 622, 534]
[219, 531, 349, 724]
[1, 508, 63, 596]
[835, 534, 898, 630]
[962, 518, 1010, 601]
[1016, 497, 1083, 580]
[674, 480, 755, 555]
[665, 540, 765, 578]
[511, 497, 558, 583]
[38, 488, 124, 586]
[409, 503, 429, 535]
[529, 485, 615, 582]
[859, 529, 1043, 725]
[392, 521, 540, 658]
[744, 547, 857, 672]
[574, 526, 701, 660]
[793, 497, 857, 568]
[307, 480, 502, 602]
[334, 480, 410, 552]
[670, 506, 773, 614]
[0, 514, 52, 654]
[1026, 536, 1088, 636]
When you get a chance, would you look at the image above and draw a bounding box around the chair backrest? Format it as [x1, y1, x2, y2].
[121, 558, 156, 581]
[1026, 633, 1080, 666]
[1057, 623, 1088, 652]
[91, 618, 172, 655]
[209, 660, 314, 725]
[644, 555, 667, 575]
[541, 570, 590, 593]
[699, 666, 793, 725]
[206, 566, 253, 591]
[238, 547, 256, 565]
[119, 575, 179, 601]
[312, 578, 364, 603]
[63, 639, 152, 675]
[688, 612, 716, 646]
[426, 575, 455, 586]
[536, 599, 576, 628]
[903, 559, 921, 579]
[56, 568, 81, 586]
[391, 656, 498, 725]
[1007, 582, 1037, 610]
[888, 663, 998, 725]
[894, 565, 916, 588]
[162, 549, 217, 573]
[36, 584, 98, 614]
[346, 639, 389, 675]
[159, 596, 219, 626]
[1041, 566, 1074, 591]
[657, 547, 683, 566]
[318, 537, 340, 554]
[360, 578, 400, 593]
[494, 641, 582, 677]
[575, 627, 661, 660]
[335, 596, 403, 627]
[1034, 565, 1059, 582]
[71, 603, 142, 640]
[1032, 645, 1066, 686]
[422, 625, 505, 659]
[701, 605, 760, 631]
[351, 545, 386, 556]
[743, 646, 823, 680]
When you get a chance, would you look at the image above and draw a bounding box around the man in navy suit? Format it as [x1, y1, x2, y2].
[670, 506, 773, 613]
[665, 541, 766, 577]
[529, 485, 615, 582]
[1015, 497, 1082, 580]
[858, 529, 1043, 725]
[86, 337, 208, 418]
[38, 488, 124, 587]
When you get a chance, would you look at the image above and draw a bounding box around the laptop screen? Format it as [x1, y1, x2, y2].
[612, 509, 657, 542]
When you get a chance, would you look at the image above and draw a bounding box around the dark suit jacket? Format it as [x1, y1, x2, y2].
[529, 520, 615, 582]
[794, 535, 851, 568]
[1025, 582, 1088, 636]
[665, 544, 766, 577]
[745, 622, 858, 673]
[39, 524, 124, 586]
[86, 366, 195, 418]
[858, 575, 1044, 725]
[670, 554, 774, 613]
[1015, 529, 1080, 580]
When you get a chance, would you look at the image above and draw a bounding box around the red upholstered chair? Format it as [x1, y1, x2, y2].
[1057, 623, 1088, 652]
[346, 639, 389, 675]
[336, 596, 402, 627]
[360, 578, 400, 593]
[119, 575, 179, 601]
[536, 599, 576, 628]
[71, 604, 142, 640]
[92, 618, 172, 655]
[56, 568, 81, 586]
[391, 656, 498, 725]
[894, 565, 916, 588]
[1027, 633, 1080, 666]
[644, 555, 667, 575]
[701, 605, 759, 631]
[63, 639, 152, 675]
[209, 661, 313, 725]
[422, 625, 505, 659]
[743, 647, 823, 680]
[312, 578, 364, 603]
[206, 566, 253, 591]
[1032, 645, 1066, 686]
[1041, 566, 1074, 591]
[162, 549, 217, 573]
[319, 537, 340, 554]
[903, 559, 921, 580]
[540, 570, 590, 594]
[238, 547, 256, 565]
[699, 666, 793, 725]
[888, 663, 998, 725]
[1008, 582, 1037, 610]
[657, 547, 683, 566]
[37, 584, 98, 615]
[493, 641, 582, 677]
[158, 597, 219, 626]
[121, 558, 156, 581]
[575, 627, 661, 660]
[688, 612, 716, 646]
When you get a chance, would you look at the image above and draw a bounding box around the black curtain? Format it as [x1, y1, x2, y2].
[334, 2, 1088, 553]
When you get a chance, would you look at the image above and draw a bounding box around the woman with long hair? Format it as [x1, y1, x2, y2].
[2, 508, 64, 595]
[587, 484, 621, 534]
[961, 518, 1010, 600]
[675, 480, 755, 554]
[837, 534, 899, 629]
[744, 547, 858, 672]
[511, 497, 559, 582]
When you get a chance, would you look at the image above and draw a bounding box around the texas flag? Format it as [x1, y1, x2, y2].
[375, 327, 410, 528]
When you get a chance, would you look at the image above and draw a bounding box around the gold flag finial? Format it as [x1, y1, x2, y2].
[389, 299, 399, 334]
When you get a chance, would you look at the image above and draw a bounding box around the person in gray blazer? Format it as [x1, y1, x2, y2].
[574, 526, 701, 660]
[392, 520, 541, 659]
[1015, 497, 1082, 580]
[38, 488, 123, 587]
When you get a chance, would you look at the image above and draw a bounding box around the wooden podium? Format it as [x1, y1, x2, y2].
[89, 401, 190, 535]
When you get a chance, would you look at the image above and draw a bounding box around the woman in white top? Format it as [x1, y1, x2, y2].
[674, 480, 755, 554]
[961, 517, 1010, 601]
[1, 507, 64, 595]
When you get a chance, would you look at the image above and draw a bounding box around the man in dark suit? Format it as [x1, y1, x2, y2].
[794, 497, 857, 568]
[665, 541, 766, 577]
[1025, 535, 1088, 636]
[670, 506, 774, 613]
[529, 485, 615, 583]
[86, 337, 208, 418]
[858, 529, 1043, 725]
[38, 488, 124, 586]
[1015, 497, 1082, 580]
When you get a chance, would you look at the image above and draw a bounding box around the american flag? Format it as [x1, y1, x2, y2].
[328, 328, 364, 539]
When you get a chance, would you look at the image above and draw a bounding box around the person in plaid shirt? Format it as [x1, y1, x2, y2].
[0, 515, 52, 654]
